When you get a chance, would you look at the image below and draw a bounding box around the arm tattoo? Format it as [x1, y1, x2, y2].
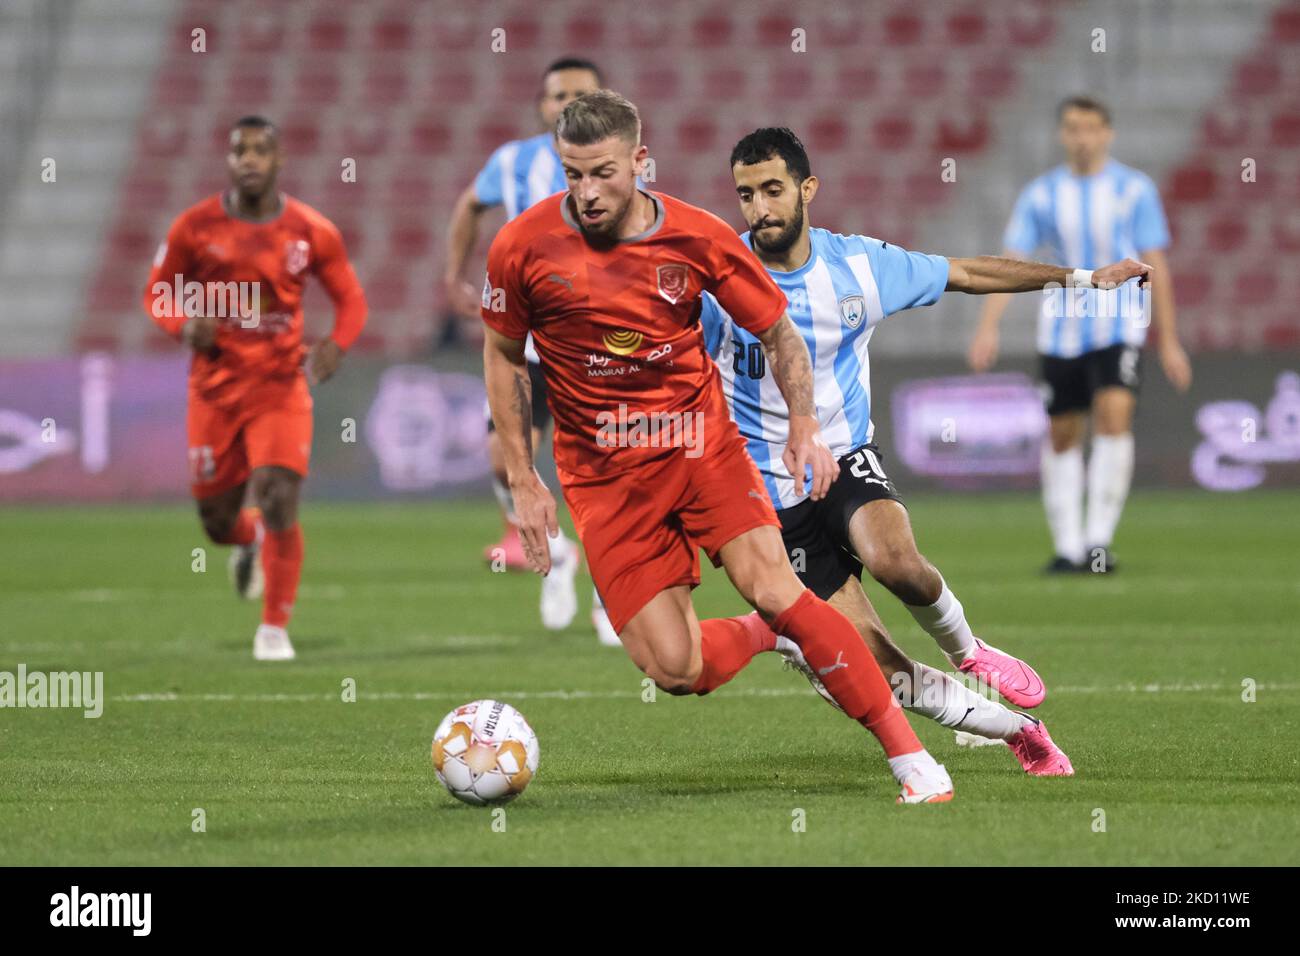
[510, 365, 534, 459]
[760, 318, 815, 417]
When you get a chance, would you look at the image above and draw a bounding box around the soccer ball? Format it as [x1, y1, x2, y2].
[431, 699, 539, 806]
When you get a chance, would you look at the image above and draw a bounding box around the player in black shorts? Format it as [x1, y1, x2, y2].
[969, 96, 1193, 573]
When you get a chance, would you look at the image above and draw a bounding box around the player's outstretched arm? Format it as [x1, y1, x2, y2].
[758, 315, 838, 501]
[962, 253, 1153, 372]
[948, 254, 1151, 296]
[483, 327, 557, 575]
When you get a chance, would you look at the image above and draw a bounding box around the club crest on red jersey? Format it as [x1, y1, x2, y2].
[284, 239, 310, 276]
[656, 263, 689, 305]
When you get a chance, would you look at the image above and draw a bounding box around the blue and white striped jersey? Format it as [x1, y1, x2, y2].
[474, 132, 566, 220]
[474, 133, 567, 362]
[700, 228, 949, 510]
[1004, 159, 1169, 359]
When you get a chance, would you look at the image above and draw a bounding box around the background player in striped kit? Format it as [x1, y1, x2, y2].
[444, 57, 618, 643]
[700, 128, 1146, 765]
[969, 96, 1193, 573]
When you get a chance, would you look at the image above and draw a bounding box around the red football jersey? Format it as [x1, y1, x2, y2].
[481, 190, 787, 478]
[144, 193, 365, 407]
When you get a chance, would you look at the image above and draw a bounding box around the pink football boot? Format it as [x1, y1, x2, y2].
[1007, 718, 1075, 777]
[957, 638, 1046, 708]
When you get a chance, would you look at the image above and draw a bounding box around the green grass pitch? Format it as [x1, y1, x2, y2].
[2, 490, 1296, 865]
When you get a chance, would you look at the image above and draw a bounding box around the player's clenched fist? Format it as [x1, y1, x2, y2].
[306, 339, 343, 385]
[181, 315, 219, 352]
[784, 414, 838, 501]
[510, 469, 560, 575]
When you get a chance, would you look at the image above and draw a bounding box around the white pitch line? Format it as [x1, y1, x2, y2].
[109, 682, 1300, 704]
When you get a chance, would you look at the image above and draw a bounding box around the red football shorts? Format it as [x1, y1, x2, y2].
[187, 376, 313, 499]
[560, 426, 780, 634]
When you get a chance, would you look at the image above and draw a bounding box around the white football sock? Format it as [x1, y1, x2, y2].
[491, 476, 517, 524]
[899, 662, 1029, 741]
[887, 747, 939, 784]
[905, 578, 975, 664]
[1041, 444, 1085, 563]
[1085, 433, 1134, 549]
[773, 633, 799, 656]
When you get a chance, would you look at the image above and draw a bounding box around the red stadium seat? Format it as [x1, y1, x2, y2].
[408, 114, 453, 156]
[808, 115, 848, 153]
[388, 220, 434, 257]
[1232, 271, 1278, 306]
[1169, 163, 1217, 203]
[873, 114, 915, 151]
[935, 115, 989, 153]
[1206, 212, 1249, 252]
[307, 14, 349, 52]
[1269, 107, 1300, 147]
[370, 12, 413, 52]
[677, 118, 718, 154]
[500, 16, 542, 49]
[946, 10, 988, 45]
[1263, 319, 1300, 349]
[499, 65, 540, 103]
[883, 11, 924, 46]
[757, 13, 798, 47]
[385, 167, 435, 209]
[280, 117, 321, 156]
[1232, 59, 1281, 97]
[563, 12, 606, 48]
[364, 267, 411, 311]
[1171, 266, 1212, 309]
[1271, 4, 1300, 42]
[691, 13, 735, 47]
[626, 8, 674, 48]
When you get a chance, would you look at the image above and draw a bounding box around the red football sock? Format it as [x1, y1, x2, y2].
[261, 524, 303, 628]
[771, 589, 922, 758]
[217, 508, 261, 547]
[691, 613, 778, 695]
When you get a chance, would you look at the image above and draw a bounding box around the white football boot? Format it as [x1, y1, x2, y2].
[591, 589, 621, 647]
[540, 532, 579, 631]
[896, 760, 954, 805]
[775, 636, 842, 711]
[253, 623, 295, 661]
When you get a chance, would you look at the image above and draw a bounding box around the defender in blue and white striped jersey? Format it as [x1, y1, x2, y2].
[970, 96, 1192, 573]
[701, 129, 1147, 769]
[443, 57, 612, 640]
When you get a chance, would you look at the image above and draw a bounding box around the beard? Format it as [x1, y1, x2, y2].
[749, 194, 804, 256]
[574, 190, 636, 244]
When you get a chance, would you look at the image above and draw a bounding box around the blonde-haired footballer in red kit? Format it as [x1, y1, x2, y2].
[144, 116, 366, 661]
[481, 90, 951, 803]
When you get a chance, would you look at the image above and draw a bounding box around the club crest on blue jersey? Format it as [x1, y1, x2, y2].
[839, 294, 866, 329]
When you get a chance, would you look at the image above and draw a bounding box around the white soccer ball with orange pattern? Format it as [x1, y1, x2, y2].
[431, 699, 539, 806]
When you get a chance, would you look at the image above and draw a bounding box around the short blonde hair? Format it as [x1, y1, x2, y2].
[556, 89, 640, 147]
